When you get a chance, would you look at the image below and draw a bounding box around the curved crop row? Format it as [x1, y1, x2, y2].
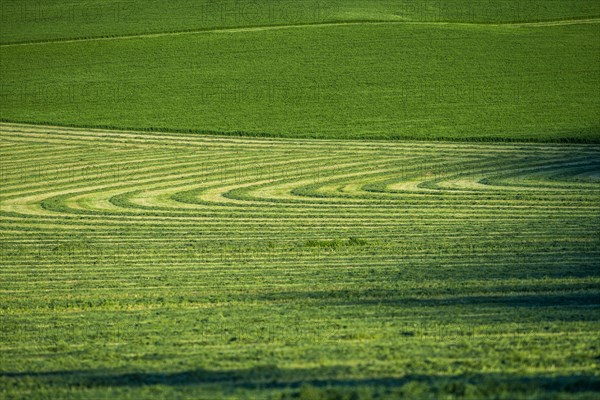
[1, 122, 599, 399]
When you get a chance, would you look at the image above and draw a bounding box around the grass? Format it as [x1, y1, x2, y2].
[1, 1, 600, 398]
[0, 123, 599, 399]
[2, 1, 600, 44]
[1, 2, 599, 142]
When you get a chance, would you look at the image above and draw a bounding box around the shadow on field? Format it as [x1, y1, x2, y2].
[1, 367, 599, 396]
[251, 289, 600, 310]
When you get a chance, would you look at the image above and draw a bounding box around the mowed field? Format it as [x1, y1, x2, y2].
[0, 123, 599, 399]
[1, 1, 600, 399]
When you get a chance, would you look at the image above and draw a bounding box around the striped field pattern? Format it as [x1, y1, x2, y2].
[1, 122, 599, 398]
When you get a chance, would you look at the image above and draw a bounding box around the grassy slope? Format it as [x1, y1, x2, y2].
[2, 0, 600, 44]
[0, 123, 599, 399]
[1, 1, 600, 142]
[1, 23, 599, 142]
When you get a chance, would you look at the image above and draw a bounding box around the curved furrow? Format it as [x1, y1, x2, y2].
[1, 123, 598, 266]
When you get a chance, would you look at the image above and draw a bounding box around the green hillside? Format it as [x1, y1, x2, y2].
[2, 0, 600, 44]
[1, 1, 599, 141]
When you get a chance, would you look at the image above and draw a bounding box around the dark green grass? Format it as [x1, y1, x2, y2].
[2, 0, 600, 44]
[1, 22, 599, 142]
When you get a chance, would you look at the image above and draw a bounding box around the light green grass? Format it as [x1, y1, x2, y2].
[0, 123, 599, 399]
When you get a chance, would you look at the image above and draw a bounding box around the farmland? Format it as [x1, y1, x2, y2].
[0, 123, 599, 399]
[1, 0, 600, 399]
[1, 2, 600, 141]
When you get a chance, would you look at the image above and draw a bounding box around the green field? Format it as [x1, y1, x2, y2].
[1, 1, 600, 141]
[1, 123, 599, 399]
[2, 1, 600, 44]
[1, 1, 600, 399]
